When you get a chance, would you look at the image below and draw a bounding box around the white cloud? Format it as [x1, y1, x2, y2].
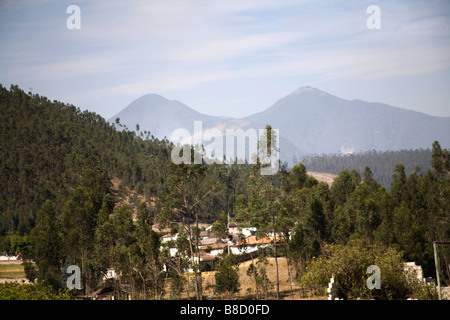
[110, 70, 236, 96]
[149, 32, 300, 63]
[9, 56, 125, 81]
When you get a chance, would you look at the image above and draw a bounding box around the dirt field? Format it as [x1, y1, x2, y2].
[200, 257, 324, 300]
[307, 172, 337, 186]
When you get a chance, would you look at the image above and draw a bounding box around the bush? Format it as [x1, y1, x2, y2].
[300, 241, 438, 299]
[214, 254, 240, 298]
[23, 261, 38, 283]
[0, 282, 72, 300]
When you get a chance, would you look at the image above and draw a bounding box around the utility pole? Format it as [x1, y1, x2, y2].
[227, 211, 230, 254]
[433, 242, 441, 300]
[273, 211, 279, 300]
[196, 210, 202, 300]
[433, 241, 450, 300]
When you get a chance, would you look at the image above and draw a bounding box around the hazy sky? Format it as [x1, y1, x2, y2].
[1, 0, 450, 119]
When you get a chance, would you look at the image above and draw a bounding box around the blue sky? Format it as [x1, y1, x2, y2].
[1, 0, 449, 119]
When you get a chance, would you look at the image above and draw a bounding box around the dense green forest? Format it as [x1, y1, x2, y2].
[0, 84, 449, 300]
[0, 84, 169, 234]
[301, 149, 433, 188]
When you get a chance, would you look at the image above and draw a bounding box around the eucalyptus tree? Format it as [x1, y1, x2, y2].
[156, 147, 218, 300]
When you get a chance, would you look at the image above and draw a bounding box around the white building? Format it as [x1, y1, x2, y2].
[0, 255, 20, 261]
[103, 268, 118, 280]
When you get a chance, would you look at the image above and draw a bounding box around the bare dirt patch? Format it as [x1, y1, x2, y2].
[307, 172, 337, 186]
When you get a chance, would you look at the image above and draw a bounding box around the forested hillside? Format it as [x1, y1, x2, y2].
[0, 84, 174, 234]
[301, 149, 433, 188]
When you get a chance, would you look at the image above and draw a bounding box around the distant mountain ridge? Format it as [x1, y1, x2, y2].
[109, 87, 450, 165]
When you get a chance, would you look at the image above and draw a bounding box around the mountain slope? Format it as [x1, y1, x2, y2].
[111, 93, 234, 140]
[0, 85, 172, 233]
[109, 87, 450, 164]
[246, 87, 450, 157]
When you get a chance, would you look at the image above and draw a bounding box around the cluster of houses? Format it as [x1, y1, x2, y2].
[160, 222, 282, 270]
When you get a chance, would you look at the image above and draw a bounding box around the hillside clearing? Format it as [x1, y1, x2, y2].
[307, 172, 337, 186]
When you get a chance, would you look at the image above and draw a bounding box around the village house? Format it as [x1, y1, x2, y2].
[230, 235, 275, 255]
[161, 233, 178, 243]
[102, 268, 118, 280]
[200, 237, 224, 248]
[203, 243, 229, 256]
[228, 222, 239, 233]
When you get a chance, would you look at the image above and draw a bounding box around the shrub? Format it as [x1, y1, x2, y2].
[214, 254, 240, 298]
[0, 282, 72, 300]
[300, 240, 438, 299]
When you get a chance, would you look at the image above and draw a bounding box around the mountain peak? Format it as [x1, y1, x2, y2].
[133, 93, 170, 105]
[292, 86, 320, 95]
[290, 86, 334, 97]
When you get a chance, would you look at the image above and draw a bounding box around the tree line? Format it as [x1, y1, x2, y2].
[301, 148, 433, 188]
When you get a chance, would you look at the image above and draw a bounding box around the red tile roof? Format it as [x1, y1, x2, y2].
[233, 235, 283, 246]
